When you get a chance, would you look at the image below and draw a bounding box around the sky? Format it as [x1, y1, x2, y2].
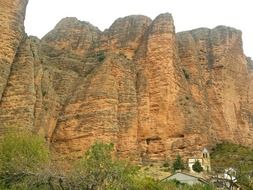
[25, 0, 252, 57]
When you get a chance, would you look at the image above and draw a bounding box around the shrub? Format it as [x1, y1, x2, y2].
[163, 161, 170, 168]
[42, 90, 47, 96]
[183, 69, 190, 80]
[159, 180, 215, 190]
[0, 130, 50, 188]
[131, 177, 160, 190]
[96, 51, 105, 62]
[0, 130, 49, 172]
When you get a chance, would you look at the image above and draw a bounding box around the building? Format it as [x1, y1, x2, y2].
[211, 168, 241, 190]
[188, 148, 211, 172]
[224, 168, 237, 182]
[162, 172, 209, 185]
[202, 148, 211, 172]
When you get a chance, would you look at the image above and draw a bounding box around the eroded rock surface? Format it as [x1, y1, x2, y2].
[0, 0, 29, 133]
[0, 1, 253, 163]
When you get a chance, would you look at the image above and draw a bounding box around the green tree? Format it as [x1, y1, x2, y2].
[70, 142, 139, 189]
[192, 160, 203, 173]
[172, 155, 185, 171]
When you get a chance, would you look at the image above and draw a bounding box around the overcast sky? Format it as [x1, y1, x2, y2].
[25, 0, 252, 57]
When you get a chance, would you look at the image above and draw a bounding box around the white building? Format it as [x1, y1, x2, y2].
[224, 168, 237, 182]
[188, 148, 211, 173]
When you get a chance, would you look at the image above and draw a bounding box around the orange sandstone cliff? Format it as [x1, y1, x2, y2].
[0, 0, 253, 163]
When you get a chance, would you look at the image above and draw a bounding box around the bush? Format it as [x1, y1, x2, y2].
[0, 130, 49, 172]
[183, 69, 190, 80]
[192, 160, 203, 173]
[163, 161, 170, 168]
[0, 130, 50, 188]
[159, 180, 215, 190]
[96, 51, 105, 62]
[132, 177, 165, 190]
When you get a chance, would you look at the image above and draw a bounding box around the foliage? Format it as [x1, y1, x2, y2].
[163, 161, 170, 168]
[130, 178, 215, 190]
[211, 142, 253, 189]
[172, 155, 185, 171]
[96, 51, 105, 62]
[211, 142, 253, 171]
[158, 180, 215, 190]
[0, 130, 50, 189]
[131, 177, 166, 190]
[182, 69, 190, 80]
[192, 160, 203, 173]
[0, 130, 49, 172]
[0, 132, 219, 190]
[69, 142, 139, 189]
[42, 90, 47, 97]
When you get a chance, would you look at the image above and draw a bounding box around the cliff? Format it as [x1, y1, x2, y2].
[0, 0, 253, 163]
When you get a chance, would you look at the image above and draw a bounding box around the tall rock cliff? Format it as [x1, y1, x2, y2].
[177, 27, 253, 147]
[0, 1, 253, 163]
[0, 0, 29, 133]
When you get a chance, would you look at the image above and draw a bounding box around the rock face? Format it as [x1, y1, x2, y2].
[0, 1, 253, 163]
[0, 0, 29, 133]
[177, 27, 253, 148]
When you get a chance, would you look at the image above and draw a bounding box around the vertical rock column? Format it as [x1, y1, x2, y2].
[0, 0, 28, 101]
[136, 13, 186, 162]
[0, 0, 29, 134]
[0, 38, 37, 131]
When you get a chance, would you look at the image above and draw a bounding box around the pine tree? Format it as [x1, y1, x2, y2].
[172, 155, 185, 171]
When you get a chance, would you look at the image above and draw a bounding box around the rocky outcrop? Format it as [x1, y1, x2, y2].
[98, 15, 152, 59]
[0, 0, 253, 164]
[42, 17, 101, 57]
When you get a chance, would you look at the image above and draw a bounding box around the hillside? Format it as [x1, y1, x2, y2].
[211, 142, 253, 171]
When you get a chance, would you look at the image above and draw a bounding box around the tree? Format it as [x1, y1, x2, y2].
[69, 142, 139, 189]
[172, 155, 185, 171]
[192, 160, 203, 173]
